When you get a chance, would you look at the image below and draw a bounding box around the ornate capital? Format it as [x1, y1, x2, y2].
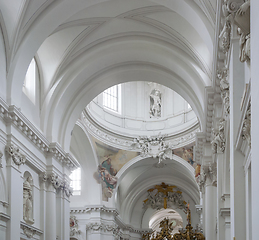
[211, 119, 226, 154]
[5, 144, 26, 166]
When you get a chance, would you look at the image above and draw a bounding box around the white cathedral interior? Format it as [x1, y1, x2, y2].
[0, 0, 257, 240]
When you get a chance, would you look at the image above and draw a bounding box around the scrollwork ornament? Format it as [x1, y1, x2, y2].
[5, 144, 26, 166]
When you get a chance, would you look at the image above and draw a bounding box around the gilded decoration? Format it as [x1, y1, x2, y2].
[142, 206, 204, 240]
[143, 183, 187, 210]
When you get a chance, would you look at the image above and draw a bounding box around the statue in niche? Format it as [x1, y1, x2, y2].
[150, 89, 161, 118]
[23, 176, 34, 224]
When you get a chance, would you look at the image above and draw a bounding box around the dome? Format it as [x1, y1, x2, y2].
[85, 81, 199, 142]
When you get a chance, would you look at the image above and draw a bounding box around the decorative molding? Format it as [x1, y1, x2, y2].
[0, 212, 10, 222]
[211, 119, 226, 154]
[20, 221, 43, 239]
[0, 98, 79, 170]
[70, 205, 118, 215]
[79, 110, 199, 151]
[5, 144, 26, 166]
[219, 208, 231, 218]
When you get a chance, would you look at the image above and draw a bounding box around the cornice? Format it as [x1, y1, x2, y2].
[0, 98, 79, 170]
[70, 205, 119, 215]
[20, 221, 43, 238]
[79, 110, 199, 151]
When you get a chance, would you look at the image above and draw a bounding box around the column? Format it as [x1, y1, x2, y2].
[251, 1, 259, 240]
[56, 176, 71, 240]
[5, 144, 24, 240]
[45, 173, 57, 240]
[229, 36, 246, 240]
[39, 173, 47, 240]
[217, 153, 224, 240]
[202, 163, 217, 240]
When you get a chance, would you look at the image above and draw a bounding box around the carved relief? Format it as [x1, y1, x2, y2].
[201, 162, 217, 187]
[5, 144, 26, 166]
[150, 89, 162, 118]
[70, 216, 81, 237]
[235, 0, 250, 62]
[131, 133, 173, 166]
[211, 119, 226, 154]
[242, 103, 251, 147]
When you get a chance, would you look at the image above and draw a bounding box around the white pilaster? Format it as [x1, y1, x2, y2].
[45, 178, 57, 239]
[251, 1, 259, 240]
[229, 36, 246, 240]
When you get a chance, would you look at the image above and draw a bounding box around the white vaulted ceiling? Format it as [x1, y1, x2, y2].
[0, 0, 216, 229]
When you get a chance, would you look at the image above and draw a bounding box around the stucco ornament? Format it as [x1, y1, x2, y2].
[150, 89, 162, 118]
[235, 0, 250, 62]
[211, 119, 226, 154]
[61, 181, 73, 197]
[220, 0, 250, 63]
[23, 176, 34, 224]
[131, 133, 173, 166]
[48, 173, 61, 189]
[201, 162, 217, 187]
[5, 144, 26, 166]
[22, 225, 36, 238]
[70, 216, 81, 237]
[218, 69, 230, 116]
[242, 103, 251, 147]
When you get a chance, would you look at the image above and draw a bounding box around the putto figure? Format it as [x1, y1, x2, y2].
[150, 89, 162, 118]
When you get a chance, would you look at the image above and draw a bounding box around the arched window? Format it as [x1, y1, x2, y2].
[103, 84, 121, 113]
[70, 168, 81, 195]
[23, 58, 36, 104]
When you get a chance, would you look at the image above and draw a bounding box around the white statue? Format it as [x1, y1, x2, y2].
[23, 176, 34, 224]
[150, 89, 161, 118]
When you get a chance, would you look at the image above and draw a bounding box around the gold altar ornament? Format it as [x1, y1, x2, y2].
[142, 205, 205, 240]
